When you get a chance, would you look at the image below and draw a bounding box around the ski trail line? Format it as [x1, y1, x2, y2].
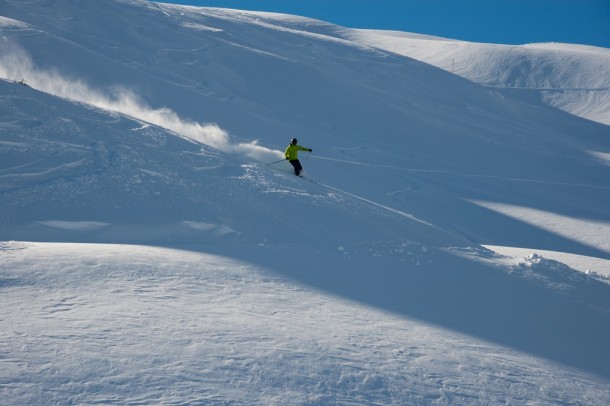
[309, 178, 437, 228]
[313, 156, 610, 191]
[264, 161, 436, 228]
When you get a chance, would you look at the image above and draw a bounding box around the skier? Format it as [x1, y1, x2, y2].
[284, 138, 312, 176]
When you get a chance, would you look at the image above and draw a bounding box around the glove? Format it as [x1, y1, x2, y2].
[309, 149, 313, 152]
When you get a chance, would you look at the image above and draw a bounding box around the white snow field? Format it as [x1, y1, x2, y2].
[1, 0, 610, 404]
[345, 29, 610, 126]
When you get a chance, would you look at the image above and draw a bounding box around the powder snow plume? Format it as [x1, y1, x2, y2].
[0, 42, 282, 162]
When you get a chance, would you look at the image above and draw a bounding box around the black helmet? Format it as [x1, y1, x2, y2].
[290, 138, 298, 145]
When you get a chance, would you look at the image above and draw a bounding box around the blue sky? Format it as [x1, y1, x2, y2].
[153, 0, 610, 48]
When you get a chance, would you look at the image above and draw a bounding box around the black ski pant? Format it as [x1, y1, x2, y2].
[289, 159, 302, 176]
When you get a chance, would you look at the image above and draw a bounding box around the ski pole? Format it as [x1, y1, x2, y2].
[265, 158, 286, 166]
[304, 151, 311, 164]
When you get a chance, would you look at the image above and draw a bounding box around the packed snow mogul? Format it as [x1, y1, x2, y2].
[284, 138, 312, 176]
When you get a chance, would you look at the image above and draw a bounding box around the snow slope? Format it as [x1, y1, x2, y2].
[3, 241, 610, 405]
[346, 29, 610, 125]
[1, 0, 610, 404]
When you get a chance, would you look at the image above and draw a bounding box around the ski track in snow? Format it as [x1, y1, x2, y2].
[311, 177, 436, 228]
[315, 154, 610, 191]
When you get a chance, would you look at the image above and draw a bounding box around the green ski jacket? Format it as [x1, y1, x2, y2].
[284, 144, 310, 161]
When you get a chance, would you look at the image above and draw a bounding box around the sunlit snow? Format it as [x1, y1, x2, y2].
[1, 0, 609, 404]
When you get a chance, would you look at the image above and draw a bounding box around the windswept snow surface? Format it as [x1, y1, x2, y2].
[1, 0, 610, 404]
[3, 241, 610, 405]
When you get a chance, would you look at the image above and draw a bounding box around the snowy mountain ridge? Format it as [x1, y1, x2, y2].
[346, 29, 610, 125]
[1, 0, 610, 404]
